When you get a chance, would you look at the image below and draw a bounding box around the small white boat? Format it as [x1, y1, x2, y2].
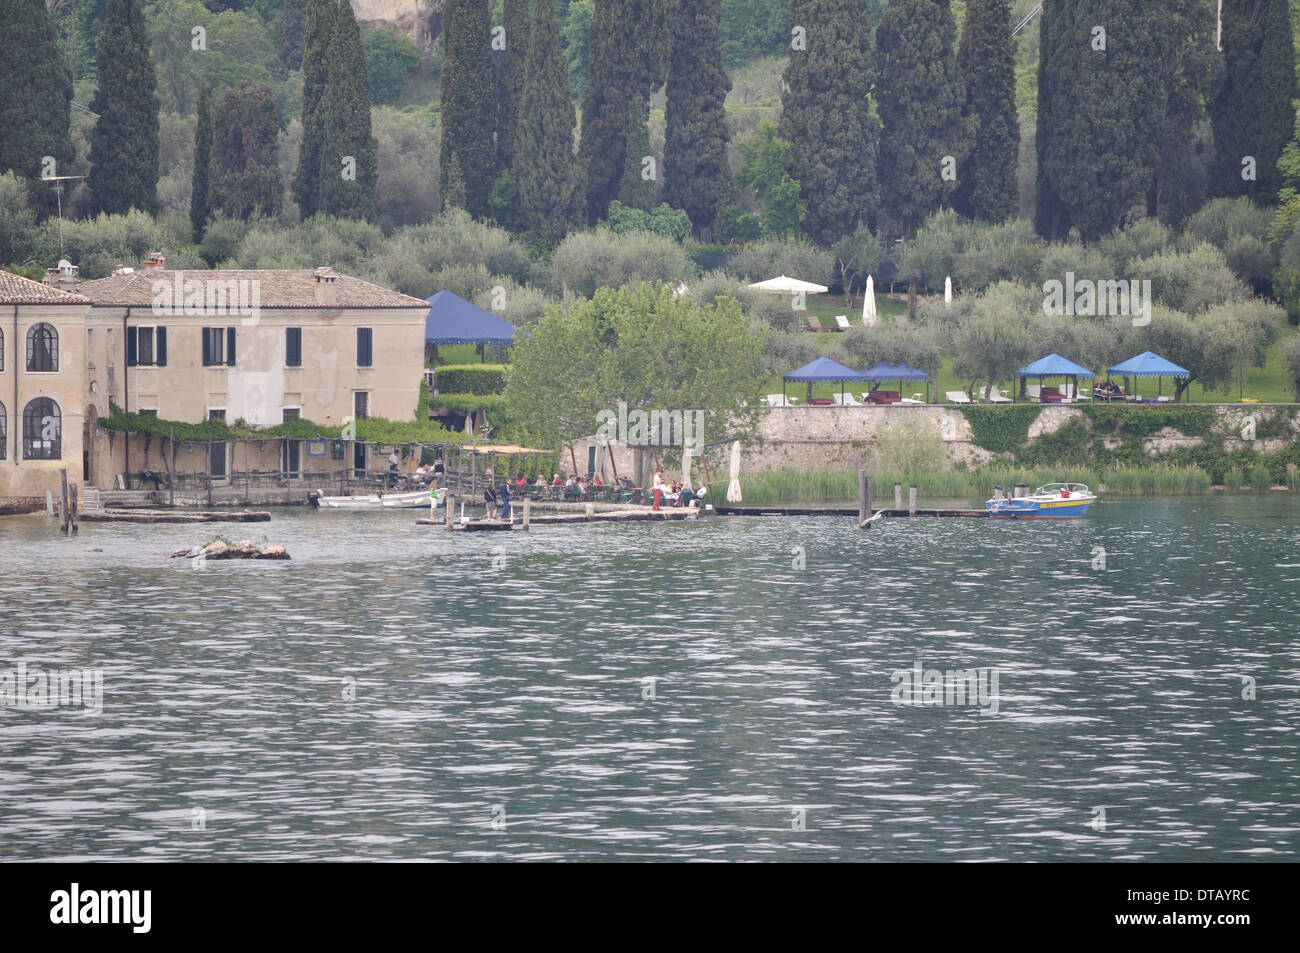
[986, 483, 1096, 519]
[309, 489, 430, 510]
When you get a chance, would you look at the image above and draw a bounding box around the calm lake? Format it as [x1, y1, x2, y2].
[1, 495, 1297, 861]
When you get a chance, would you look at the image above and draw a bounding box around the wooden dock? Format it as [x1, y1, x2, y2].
[714, 506, 985, 518]
[81, 509, 272, 524]
[417, 506, 703, 530]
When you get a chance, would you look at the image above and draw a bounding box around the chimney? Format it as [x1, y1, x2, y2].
[143, 251, 166, 274]
[313, 266, 339, 307]
[42, 258, 80, 293]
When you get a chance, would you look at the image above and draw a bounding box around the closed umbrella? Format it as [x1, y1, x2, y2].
[944, 275, 953, 307]
[681, 446, 693, 489]
[726, 441, 742, 503]
[862, 275, 877, 326]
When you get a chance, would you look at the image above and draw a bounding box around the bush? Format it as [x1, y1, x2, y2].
[1132, 243, 1246, 315]
[473, 279, 552, 328]
[434, 365, 507, 395]
[431, 262, 493, 301]
[548, 228, 692, 298]
[364, 28, 421, 105]
[373, 107, 440, 230]
[875, 414, 948, 477]
[42, 209, 184, 278]
[727, 236, 834, 287]
[605, 202, 692, 243]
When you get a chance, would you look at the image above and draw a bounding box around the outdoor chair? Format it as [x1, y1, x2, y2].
[834, 315, 852, 329]
[983, 386, 1013, 404]
[946, 391, 973, 405]
[804, 315, 836, 333]
[1026, 384, 1042, 400]
[832, 393, 863, 406]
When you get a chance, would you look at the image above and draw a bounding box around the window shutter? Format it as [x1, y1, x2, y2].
[126, 327, 138, 367]
[287, 327, 301, 367]
[202, 327, 212, 366]
[156, 327, 167, 366]
[226, 327, 236, 366]
[357, 327, 372, 367]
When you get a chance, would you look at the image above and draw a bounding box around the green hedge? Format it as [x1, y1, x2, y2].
[430, 393, 506, 413]
[101, 403, 465, 445]
[434, 364, 507, 395]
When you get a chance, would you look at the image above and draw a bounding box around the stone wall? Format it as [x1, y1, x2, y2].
[564, 404, 1300, 483]
[351, 0, 444, 52]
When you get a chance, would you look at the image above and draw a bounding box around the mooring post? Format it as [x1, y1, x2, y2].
[585, 502, 594, 521]
[445, 495, 454, 533]
[169, 425, 176, 508]
[894, 482, 902, 511]
[59, 469, 69, 533]
[522, 496, 531, 531]
[858, 469, 868, 527]
[69, 483, 78, 534]
[908, 484, 917, 517]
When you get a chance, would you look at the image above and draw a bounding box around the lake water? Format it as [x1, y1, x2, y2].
[1, 496, 1297, 861]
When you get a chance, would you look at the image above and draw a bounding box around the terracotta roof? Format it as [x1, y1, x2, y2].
[0, 270, 89, 304]
[78, 268, 429, 309]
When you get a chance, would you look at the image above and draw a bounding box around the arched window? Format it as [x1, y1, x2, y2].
[23, 398, 60, 460]
[0, 401, 6, 461]
[27, 322, 58, 372]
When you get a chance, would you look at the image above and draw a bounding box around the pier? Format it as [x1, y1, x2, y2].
[81, 510, 273, 524]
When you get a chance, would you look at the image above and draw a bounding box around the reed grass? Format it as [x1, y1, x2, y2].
[738, 463, 1233, 505]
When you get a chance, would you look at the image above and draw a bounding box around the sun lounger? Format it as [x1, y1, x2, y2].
[832, 393, 863, 406]
[983, 386, 1013, 404]
[834, 314, 851, 329]
[804, 315, 837, 333]
[946, 391, 973, 404]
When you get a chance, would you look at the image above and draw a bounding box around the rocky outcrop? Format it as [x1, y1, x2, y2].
[171, 540, 290, 560]
[351, 0, 444, 53]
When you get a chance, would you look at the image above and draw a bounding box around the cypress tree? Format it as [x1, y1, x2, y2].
[951, 0, 1019, 223]
[780, 0, 881, 245]
[314, 0, 378, 220]
[1149, 0, 1219, 222]
[440, 0, 496, 216]
[1210, 0, 1297, 201]
[578, 0, 667, 225]
[496, 0, 531, 172]
[663, 0, 732, 237]
[294, 0, 338, 219]
[279, 0, 309, 69]
[875, 0, 969, 237]
[190, 84, 212, 241]
[0, 0, 75, 216]
[617, 98, 656, 210]
[1035, 0, 1164, 240]
[87, 0, 160, 216]
[514, 0, 582, 241]
[208, 83, 283, 221]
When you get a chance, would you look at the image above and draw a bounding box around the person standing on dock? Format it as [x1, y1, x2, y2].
[652, 471, 665, 511]
[429, 480, 445, 517]
[484, 482, 498, 519]
[499, 479, 512, 520]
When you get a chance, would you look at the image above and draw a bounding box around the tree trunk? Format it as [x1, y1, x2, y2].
[907, 278, 918, 319]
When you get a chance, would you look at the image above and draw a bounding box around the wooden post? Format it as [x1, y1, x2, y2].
[69, 483, 78, 534]
[470, 448, 477, 498]
[445, 494, 454, 532]
[908, 484, 917, 517]
[206, 439, 213, 507]
[59, 469, 69, 533]
[894, 482, 902, 511]
[585, 502, 594, 521]
[169, 425, 176, 508]
[858, 469, 869, 528]
[243, 440, 250, 504]
[522, 496, 530, 531]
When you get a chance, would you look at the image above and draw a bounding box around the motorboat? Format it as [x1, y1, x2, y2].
[986, 483, 1096, 519]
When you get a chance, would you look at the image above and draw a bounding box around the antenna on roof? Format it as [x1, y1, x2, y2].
[44, 174, 88, 260]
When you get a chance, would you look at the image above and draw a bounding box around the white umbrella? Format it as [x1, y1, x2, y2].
[746, 275, 830, 295]
[944, 275, 953, 307]
[862, 274, 877, 326]
[681, 446, 693, 489]
[726, 441, 742, 503]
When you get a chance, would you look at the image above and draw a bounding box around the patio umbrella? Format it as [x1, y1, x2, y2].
[681, 446, 693, 489]
[746, 275, 830, 294]
[862, 275, 877, 326]
[944, 275, 953, 307]
[726, 441, 742, 503]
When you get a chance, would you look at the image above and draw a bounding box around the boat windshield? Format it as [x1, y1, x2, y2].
[1035, 483, 1090, 495]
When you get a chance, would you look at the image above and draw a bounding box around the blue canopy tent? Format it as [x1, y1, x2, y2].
[860, 360, 931, 404]
[782, 356, 866, 405]
[1018, 353, 1095, 403]
[424, 289, 516, 363]
[1106, 351, 1190, 403]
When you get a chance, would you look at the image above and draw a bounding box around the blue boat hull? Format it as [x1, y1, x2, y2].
[986, 498, 1093, 519]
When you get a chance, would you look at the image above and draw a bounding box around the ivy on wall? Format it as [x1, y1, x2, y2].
[958, 405, 1042, 453]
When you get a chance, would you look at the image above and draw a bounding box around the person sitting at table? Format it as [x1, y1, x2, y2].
[535, 475, 548, 490]
[433, 458, 445, 477]
[593, 474, 604, 488]
[680, 483, 695, 506]
[140, 465, 163, 489]
[695, 483, 708, 505]
[552, 472, 563, 487]
[576, 477, 588, 499]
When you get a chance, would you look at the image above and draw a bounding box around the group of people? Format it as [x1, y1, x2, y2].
[651, 471, 706, 511]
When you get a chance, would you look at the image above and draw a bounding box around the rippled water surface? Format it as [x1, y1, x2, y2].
[1, 496, 1298, 861]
